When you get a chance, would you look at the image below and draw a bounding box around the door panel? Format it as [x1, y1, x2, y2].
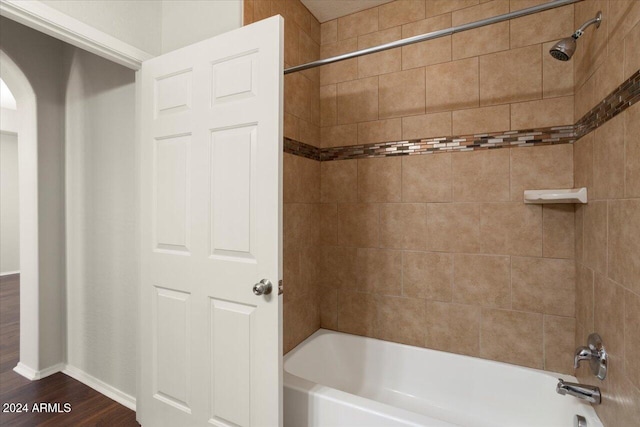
[210, 125, 256, 259]
[154, 287, 191, 412]
[210, 298, 255, 426]
[139, 16, 283, 427]
[154, 134, 191, 254]
[211, 52, 258, 103]
[155, 69, 192, 117]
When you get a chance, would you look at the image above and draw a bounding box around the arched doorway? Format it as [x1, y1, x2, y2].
[0, 49, 40, 378]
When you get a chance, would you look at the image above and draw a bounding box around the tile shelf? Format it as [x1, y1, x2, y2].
[524, 188, 588, 204]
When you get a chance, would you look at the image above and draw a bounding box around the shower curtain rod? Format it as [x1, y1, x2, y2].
[284, 0, 583, 74]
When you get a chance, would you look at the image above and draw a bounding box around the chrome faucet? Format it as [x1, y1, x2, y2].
[556, 378, 601, 404]
[574, 333, 608, 380]
[574, 346, 596, 368]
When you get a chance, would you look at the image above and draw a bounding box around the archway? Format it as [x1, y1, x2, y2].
[0, 49, 40, 378]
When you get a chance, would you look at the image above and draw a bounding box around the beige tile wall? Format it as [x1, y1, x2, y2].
[245, 0, 321, 147]
[319, 0, 575, 147]
[318, 144, 577, 373]
[573, 1, 640, 425]
[283, 153, 321, 352]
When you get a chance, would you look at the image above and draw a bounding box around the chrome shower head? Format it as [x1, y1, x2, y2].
[549, 37, 577, 61]
[549, 11, 602, 61]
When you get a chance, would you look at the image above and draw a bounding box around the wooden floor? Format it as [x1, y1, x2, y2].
[0, 274, 139, 426]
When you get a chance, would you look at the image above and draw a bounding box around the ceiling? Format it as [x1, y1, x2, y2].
[300, 0, 394, 23]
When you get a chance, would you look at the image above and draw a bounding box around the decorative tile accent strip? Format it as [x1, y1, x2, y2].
[284, 137, 320, 161]
[575, 69, 640, 138]
[283, 69, 640, 162]
[321, 126, 576, 161]
[283, 127, 576, 161]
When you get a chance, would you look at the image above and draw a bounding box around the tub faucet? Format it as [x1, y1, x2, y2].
[574, 346, 595, 369]
[574, 333, 608, 380]
[556, 379, 601, 404]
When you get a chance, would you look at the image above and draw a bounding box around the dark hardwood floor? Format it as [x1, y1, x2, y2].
[0, 274, 139, 426]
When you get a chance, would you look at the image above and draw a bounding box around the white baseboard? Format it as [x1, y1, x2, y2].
[14, 362, 64, 380]
[62, 364, 136, 411]
[0, 270, 20, 277]
[13, 362, 38, 380]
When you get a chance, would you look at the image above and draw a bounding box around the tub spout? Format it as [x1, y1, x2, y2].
[556, 378, 601, 404]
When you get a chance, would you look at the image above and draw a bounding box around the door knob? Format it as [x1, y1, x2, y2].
[253, 279, 272, 296]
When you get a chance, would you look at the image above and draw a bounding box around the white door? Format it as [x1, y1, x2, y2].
[138, 16, 283, 427]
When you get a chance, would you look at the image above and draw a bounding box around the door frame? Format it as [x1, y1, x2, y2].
[1, 3, 283, 415]
[0, 0, 153, 70]
[0, 0, 149, 380]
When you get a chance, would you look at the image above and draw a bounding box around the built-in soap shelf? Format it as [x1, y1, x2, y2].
[524, 188, 588, 204]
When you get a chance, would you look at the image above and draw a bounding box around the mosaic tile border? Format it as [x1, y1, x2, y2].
[284, 126, 577, 161]
[576, 69, 640, 137]
[284, 137, 320, 161]
[283, 69, 640, 162]
[320, 126, 576, 160]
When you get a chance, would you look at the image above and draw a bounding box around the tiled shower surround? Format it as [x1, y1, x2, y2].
[571, 0, 640, 425]
[247, 1, 640, 424]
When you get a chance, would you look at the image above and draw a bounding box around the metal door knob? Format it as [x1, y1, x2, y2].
[253, 279, 272, 296]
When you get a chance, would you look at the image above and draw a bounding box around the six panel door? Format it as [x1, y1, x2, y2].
[139, 16, 283, 427]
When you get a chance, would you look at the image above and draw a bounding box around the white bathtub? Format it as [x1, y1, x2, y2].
[284, 329, 603, 427]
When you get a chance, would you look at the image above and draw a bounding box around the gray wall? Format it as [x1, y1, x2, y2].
[1, 132, 19, 274]
[0, 16, 66, 370]
[41, 0, 243, 55]
[161, 0, 242, 53]
[41, 0, 163, 55]
[64, 46, 138, 397]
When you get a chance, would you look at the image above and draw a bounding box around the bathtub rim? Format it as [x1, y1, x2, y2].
[285, 328, 579, 381]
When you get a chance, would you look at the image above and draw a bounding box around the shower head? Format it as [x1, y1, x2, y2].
[549, 37, 576, 61]
[549, 11, 602, 61]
